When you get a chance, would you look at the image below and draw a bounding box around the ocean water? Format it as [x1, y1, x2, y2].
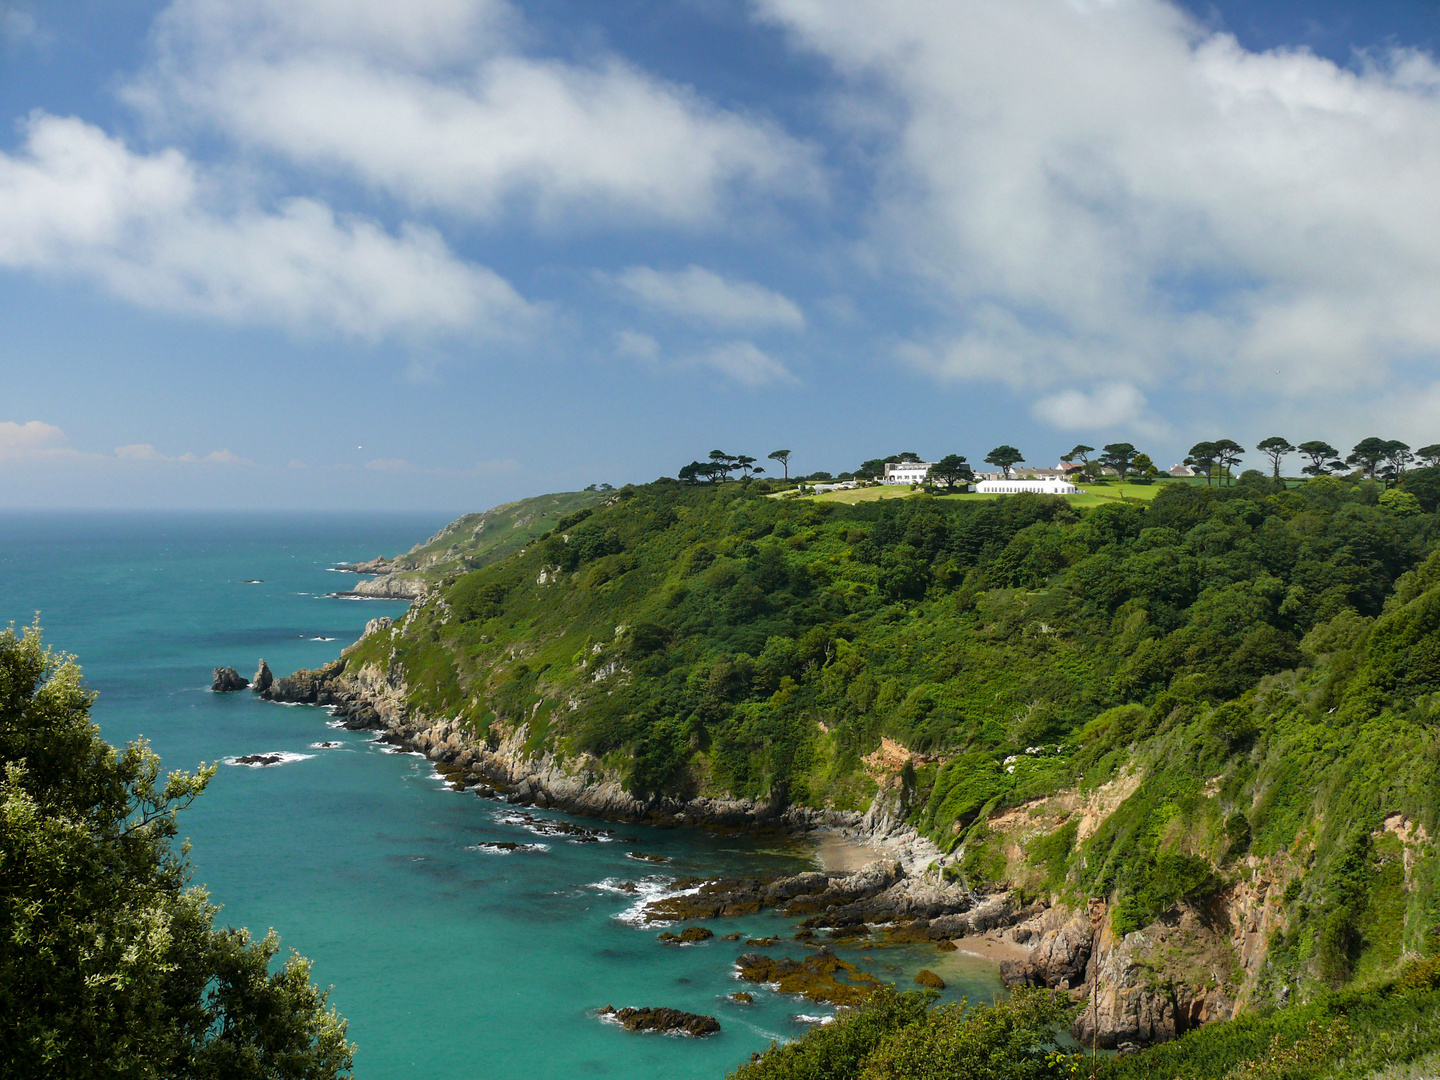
[0, 512, 1002, 1079]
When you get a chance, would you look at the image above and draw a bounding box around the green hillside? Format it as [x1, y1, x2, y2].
[344, 471, 1440, 1064]
[345, 489, 605, 588]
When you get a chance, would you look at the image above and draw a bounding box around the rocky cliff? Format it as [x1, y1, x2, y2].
[261, 644, 1269, 1048]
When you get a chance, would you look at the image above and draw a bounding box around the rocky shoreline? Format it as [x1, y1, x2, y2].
[239, 642, 1237, 1049]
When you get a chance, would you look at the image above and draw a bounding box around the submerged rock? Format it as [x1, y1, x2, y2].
[251, 660, 273, 694]
[658, 926, 714, 945]
[598, 1006, 720, 1037]
[212, 667, 248, 692]
[734, 947, 880, 1007]
[915, 969, 945, 990]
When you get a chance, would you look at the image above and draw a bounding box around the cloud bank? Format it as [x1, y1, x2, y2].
[0, 115, 530, 338]
[760, 0, 1440, 429]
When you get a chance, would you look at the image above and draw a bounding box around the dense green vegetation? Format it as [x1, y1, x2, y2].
[727, 987, 1078, 1080]
[360, 489, 605, 587]
[735, 954, 1440, 1080]
[356, 468, 1440, 1002]
[0, 625, 353, 1079]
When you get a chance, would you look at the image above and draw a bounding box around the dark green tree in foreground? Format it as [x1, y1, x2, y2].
[984, 445, 1024, 479]
[0, 624, 353, 1080]
[1256, 436, 1295, 480]
[928, 454, 975, 490]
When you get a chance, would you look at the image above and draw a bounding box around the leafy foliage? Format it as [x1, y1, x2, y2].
[0, 625, 353, 1079]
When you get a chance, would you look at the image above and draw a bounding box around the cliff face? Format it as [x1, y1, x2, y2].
[266, 647, 1262, 1048]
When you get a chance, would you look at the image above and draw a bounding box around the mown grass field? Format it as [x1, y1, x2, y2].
[783, 480, 1185, 507]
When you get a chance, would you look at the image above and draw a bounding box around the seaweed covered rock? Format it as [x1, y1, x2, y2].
[657, 926, 714, 945]
[644, 861, 976, 933]
[211, 667, 248, 692]
[598, 1006, 720, 1037]
[734, 948, 881, 1006]
[915, 969, 945, 990]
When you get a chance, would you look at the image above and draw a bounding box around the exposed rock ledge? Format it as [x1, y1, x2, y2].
[260, 655, 940, 872]
[330, 574, 428, 600]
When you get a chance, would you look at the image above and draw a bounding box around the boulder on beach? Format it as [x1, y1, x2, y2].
[211, 667, 248, 692]
[598, 1006, 720, 1037]
[251, 660, 273, 694]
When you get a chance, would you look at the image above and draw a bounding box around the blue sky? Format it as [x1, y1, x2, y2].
[2, 0, 1439, 510]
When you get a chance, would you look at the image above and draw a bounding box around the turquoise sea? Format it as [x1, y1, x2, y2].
[0, 512, 1001, 1079]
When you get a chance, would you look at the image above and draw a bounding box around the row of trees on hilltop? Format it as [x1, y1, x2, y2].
[677, 438, 1440, 490]
[1182, 437, 1440, 486]
[678, 449, 792, 483]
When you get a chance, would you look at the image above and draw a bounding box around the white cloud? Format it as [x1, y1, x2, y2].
[2, 7, 37, 44]
[128, 0, 819, 227]
[0, 420, 80, 460]
[115, 443, 252, 464]
[0, 114, 530, 338]
[1031, 383, 1150, 431]
[694, 341, 797, 387]
[614, 265, 804, 330]
[758, 0, 1440, 416]
[615, 329, 660, 361]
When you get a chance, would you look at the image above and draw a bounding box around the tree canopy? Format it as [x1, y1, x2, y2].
[0, 624, 354, 1080]
[928, 454, 975, 490]
[984, 446, 1024, 478]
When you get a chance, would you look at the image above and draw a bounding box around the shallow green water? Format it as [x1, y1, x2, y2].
[0, 512, 1001, 1079]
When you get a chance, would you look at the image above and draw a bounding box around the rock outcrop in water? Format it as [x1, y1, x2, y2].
[261, 658, 347, 704]
[734, 948, 880, 1006]
[598, 1006, 720, 1037]
[331, 575, 427, 600]
[211, 667, 248, 692]
[251, 660, 273, 694]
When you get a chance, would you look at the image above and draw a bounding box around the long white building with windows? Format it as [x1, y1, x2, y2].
[975, 478, 1080, 495]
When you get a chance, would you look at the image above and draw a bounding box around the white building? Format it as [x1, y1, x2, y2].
[975, 478, 1080, 495]
[881, 461, 934, 485]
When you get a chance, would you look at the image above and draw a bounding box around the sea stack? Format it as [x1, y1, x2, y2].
[252, 659, 273, 694]
[211, 667, 248, 692]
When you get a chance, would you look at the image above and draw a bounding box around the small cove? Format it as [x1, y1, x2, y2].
[0, 511, 1002, 1079]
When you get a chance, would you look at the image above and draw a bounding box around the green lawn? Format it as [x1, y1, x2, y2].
[777, 480, 1186, 507]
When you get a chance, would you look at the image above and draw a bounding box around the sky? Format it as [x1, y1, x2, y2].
[2, 0, 1439, 511]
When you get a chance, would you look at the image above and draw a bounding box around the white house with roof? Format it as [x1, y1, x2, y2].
[975, 478, 1080, 495]
[881, 461, 934, 485]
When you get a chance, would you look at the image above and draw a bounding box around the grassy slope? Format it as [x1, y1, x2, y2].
[374, 490, 605, 584]
[350, 473, 1440, 1005]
